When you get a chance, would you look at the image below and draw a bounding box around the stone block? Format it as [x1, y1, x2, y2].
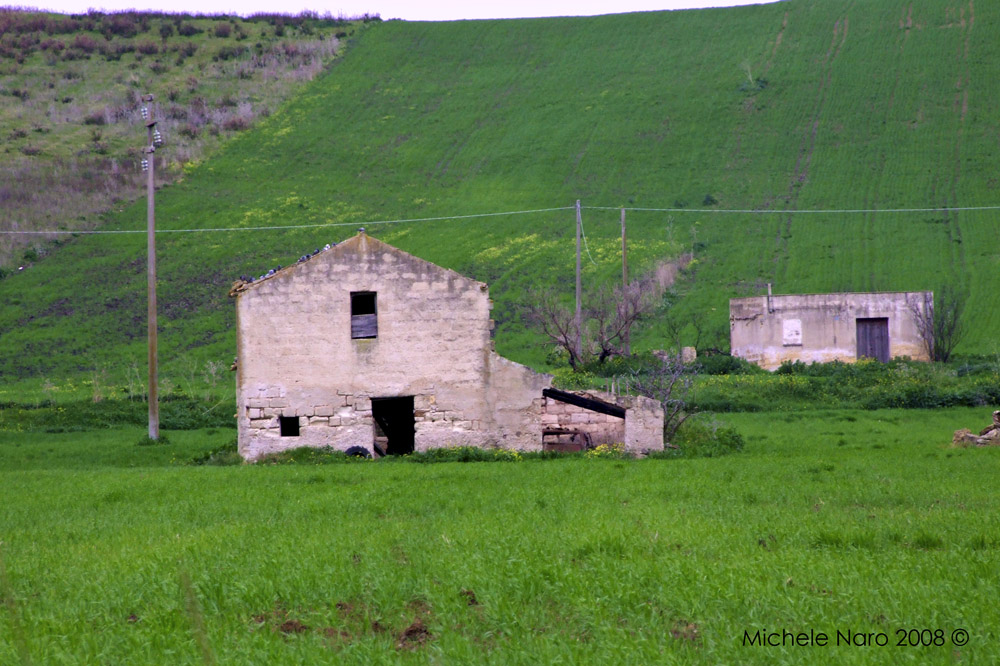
[309, 416, 329, 425]
[316, 405, 334, 417]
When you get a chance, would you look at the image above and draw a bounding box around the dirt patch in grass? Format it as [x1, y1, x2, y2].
[670, 620, 701, 644]
[397, 617, 433, 650]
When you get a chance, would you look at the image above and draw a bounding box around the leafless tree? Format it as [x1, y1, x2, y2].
[522, 278, 660, 369]
[589, 278, 660, 363]
[910, 287, 967, 363]
[521, 288, 586, 370]
[628, 354, 696, 445]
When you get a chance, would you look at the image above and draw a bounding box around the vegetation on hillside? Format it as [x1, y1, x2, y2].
[0, 8, 378, 267]
[0, 1, 998, 391]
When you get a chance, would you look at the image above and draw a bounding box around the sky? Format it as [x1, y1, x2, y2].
[19, 0, 781, 21]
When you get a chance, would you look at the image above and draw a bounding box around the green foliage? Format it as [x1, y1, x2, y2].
[669, 418, 745, 458]
[0, 397, 235, 432]
[695, 353, 764, 376]
[692, 359, 1000, 412]
[2, 2, 1000, 396]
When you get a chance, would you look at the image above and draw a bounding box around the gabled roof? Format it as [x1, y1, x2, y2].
[229, 230, 485, 298]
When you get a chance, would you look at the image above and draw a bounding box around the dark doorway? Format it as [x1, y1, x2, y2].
[371, 396, 415, 456]
[856, 317, 890, 362]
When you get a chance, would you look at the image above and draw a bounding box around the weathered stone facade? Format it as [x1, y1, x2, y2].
[233, 232, 552, 460]
[730, 291, 932, 371]
[232, 231, 665, 460]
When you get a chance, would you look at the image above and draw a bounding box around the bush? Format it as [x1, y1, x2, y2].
[668, 419, 744, 458]
[70, 34, 99, 53]
[696, 354, 764, 376]
[136, 41, 159, 55]
[177, 22, 201, 37]
[222, 116, 251, 131]
[214, 22, 232, 38]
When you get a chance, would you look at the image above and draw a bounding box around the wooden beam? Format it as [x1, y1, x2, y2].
[542, 387, 625, 419]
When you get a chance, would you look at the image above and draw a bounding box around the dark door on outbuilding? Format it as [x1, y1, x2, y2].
[856, 318, 890, 362]
[371, 396, 415, 456]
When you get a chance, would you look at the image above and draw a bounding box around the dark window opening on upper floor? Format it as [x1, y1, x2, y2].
[351, 291, 378, 339]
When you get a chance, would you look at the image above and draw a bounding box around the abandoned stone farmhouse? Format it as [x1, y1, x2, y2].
[231, 231, 663, 461]
[730, 290, 932, 371]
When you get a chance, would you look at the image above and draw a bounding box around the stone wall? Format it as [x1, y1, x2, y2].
[541, 394, 625, 447]
[540, 390, 664, 452]
[730, 291, 932, 370]
[234, 232, 552, 460]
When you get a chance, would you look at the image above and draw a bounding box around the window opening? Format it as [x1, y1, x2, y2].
[279, 415, 300, 437]
[351, 291, 377, 339]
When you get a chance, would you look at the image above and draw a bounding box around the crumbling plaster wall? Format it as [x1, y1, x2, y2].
[235, 233, 549, 460]
[730, 291, 932, 371]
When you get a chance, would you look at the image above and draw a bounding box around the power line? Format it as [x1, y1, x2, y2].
[584, 205, 1000, 214]
[1, 202, 998, 237]
[0, 206, 575, 236]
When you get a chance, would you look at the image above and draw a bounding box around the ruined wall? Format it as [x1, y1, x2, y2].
[235, 233, 548, 460]
[539, 391, 664, 452]
[730, 291, 932, 371]
[541, 394, 625, 447]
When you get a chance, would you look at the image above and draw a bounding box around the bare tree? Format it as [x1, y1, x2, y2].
[521, 288, 586, 370]
[629, 354, 696, 445]
[910, 287, 967, 362]
[589, 278, 660, 363]
[523, 278, 660, 369]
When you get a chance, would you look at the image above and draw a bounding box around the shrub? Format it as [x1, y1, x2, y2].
[215, 45, 246, 61]
[83, 110, 106, 125]
[103, 15, 138, 38]
[670, 419, 744, 458]
[70, 34, 99, 53]
[136, 41, 159, 55]
[222, 116, 251, 132]
[214, 22, 232, 38]
[177, 22, 201, 37]
[179, 123, 201, 139]
[696, 354, 764, 376]
[585, 443, 630, 459]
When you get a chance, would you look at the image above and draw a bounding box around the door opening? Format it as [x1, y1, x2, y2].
[371, 396, 415, 456]
[856, 317, 890, 362]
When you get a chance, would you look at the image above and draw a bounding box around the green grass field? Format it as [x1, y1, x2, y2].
[2, 408, 998, 664]
[2, 0, 999, 393]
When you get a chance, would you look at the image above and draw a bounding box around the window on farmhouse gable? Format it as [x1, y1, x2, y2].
[351, 291, 378, 339]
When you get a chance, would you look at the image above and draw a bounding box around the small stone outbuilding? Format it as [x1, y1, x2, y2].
[231, 231, 663, 460]
[730, 290, 932, 370]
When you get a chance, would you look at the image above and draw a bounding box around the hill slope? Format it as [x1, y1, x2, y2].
[1, 0, 998, 391]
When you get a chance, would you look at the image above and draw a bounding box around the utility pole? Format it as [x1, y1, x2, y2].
[575, 200, 582, 362]
[141, 94, 161, 440]
[621, 207, 629, 356]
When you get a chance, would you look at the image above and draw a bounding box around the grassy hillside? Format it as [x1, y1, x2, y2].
[1, 0, 998, 391]
[0, 8, 375, 267]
